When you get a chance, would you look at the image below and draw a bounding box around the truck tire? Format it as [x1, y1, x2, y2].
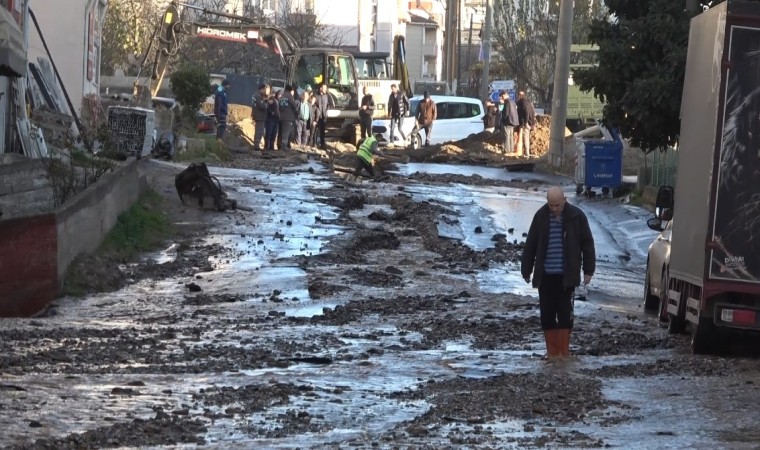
[691, 316, 715, 354]
[643, 261, 659, 311]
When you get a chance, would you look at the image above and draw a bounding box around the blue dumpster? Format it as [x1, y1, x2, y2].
[574, 126, 624, 196]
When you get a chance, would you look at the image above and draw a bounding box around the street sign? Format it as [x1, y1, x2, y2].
[488, 79, 515, 91]
[489, 89, 516, 102]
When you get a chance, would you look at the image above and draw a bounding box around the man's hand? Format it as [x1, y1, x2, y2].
[583, 274, 592, 285]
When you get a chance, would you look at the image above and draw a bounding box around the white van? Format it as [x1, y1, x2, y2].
[371, 95, 484, 148]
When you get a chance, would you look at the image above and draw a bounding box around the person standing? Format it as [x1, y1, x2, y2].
[315, 83, 334, 150]
[482, 99, 499, 132]
[251, 83, 270, 151]
[387, 84, 409, 146]
[415, 91, 437, 147]
[214, 79, 230, 141]
[308, 95, 318, 148]
[295, 91, 311, 146]
[500, 90, 519, 154]
[264, 93, 280, 152]
[517, 91, 537, 157]
[521, 187, 596, 359]
[359, 86, 375, 140]
[278, 85, 299, 150]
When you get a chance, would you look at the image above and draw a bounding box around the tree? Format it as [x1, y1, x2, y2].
[573, 0, 731, 153]
[100, 0, 161, 76]
[170, 65, 211, 113]
[491, 0, 605, 106]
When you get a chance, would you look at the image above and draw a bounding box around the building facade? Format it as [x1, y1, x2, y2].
[0, 0, 28, 154]
[26, 0, 107, 115]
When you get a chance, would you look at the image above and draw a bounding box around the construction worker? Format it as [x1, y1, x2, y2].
[355, 133, 386, 180]
[214, 79, 230, 142]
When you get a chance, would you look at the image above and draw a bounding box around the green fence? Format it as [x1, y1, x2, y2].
[650, 147, 678, 187]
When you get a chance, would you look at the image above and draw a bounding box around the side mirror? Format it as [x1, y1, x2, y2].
[647, 217, 664, 232]
[655, 186, 674, 219]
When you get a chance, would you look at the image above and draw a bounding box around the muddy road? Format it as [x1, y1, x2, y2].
[2, 158, 760, 449]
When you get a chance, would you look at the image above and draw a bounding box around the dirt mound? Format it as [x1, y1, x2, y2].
[440, 114, 552, 157]
[201, 103, 252, 125]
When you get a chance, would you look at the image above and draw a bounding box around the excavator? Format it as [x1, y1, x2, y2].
[137, 1, 360, 141]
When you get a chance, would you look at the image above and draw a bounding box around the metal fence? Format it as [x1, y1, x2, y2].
[650, 146, 678, 187]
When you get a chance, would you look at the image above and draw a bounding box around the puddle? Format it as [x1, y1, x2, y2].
[281, 303, 336, 318]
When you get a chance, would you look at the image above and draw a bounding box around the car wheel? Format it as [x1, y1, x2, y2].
[691, 315, 716, 354]
[658, 269, 669, 324]
[410, 132, 422, 150]
[643, 260, 659, 311]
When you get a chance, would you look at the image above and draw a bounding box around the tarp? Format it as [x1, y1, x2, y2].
[392, 35, 412, 95]
[0, 7, 25, 77]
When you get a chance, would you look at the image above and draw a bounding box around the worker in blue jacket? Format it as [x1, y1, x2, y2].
[214, 79, 230, 140]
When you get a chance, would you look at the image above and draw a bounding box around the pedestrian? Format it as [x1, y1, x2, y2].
[264, 93, 279, 152]
[251, 83, 270, 151]
[500, 90, 519, 154]
[308, 95, 318, 148]
[278, 85, 298, 150]
[295, 90, 311, 146]
[387, 84, 409, 146]
[315, 83, 334, 150]
[482, 99, 499, 133]
[274, 90, 283, 149]
[214, 79, 230, 142]
[521, 186, 596, 360]
[415, 91, 437, 147]
[354, 133, 386, 180]
[359, 86, 375, 140]
[517, 91, 537, 157]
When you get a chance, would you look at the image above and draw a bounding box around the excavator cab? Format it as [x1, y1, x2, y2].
[291, 51, 358, 111]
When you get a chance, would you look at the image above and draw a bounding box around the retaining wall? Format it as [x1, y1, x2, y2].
[0, 158, 145, 317]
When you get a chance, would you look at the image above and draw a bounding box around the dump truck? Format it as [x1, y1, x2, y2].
[649, 0, 760, 354]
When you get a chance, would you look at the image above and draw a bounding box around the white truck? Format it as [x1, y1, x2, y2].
[649, 0, 760, 353]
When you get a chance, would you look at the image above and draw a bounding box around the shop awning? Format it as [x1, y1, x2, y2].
[0, 8, 26, 77]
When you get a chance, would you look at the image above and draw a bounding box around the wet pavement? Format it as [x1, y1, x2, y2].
[3, 159, 760, 449]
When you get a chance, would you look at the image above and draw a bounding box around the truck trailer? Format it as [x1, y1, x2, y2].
[650, 0, 760, 354]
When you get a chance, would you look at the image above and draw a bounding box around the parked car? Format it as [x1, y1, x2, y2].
[371, 95, 484, 148]
[644, 216, 673, 323]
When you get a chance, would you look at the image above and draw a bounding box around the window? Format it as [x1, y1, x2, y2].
[294, 53, 323, 90]
[423, 27, 437, 45]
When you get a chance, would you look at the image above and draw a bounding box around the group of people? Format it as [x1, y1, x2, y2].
[483, 90, 536, 157]
[250, 82, 334, 152]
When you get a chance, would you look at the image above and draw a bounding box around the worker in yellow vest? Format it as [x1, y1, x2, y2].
[355, 133, 386, 180]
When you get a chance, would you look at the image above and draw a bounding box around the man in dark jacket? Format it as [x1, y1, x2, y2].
[359, 86, 375, 139]
[214, 79, 230, 140]
[516, 91, 537, 157]
[415, 91, 437, 146]
[499, 90, 519, 153]
[278, 85, 299, 150]
[315, 83, 334, 149]
[521, 186, 595, 359]
[264, 93, 280, 152]
[251, 83, 270, 151]
[387, 84, 409, 146]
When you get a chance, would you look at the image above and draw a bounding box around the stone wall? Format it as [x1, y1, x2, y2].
[0, 155, 55, 220]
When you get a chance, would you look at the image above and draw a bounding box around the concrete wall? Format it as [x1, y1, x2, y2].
[0, 156, 55, 220]
[0, 158, 145, 317]
[56, 158, 144, 279]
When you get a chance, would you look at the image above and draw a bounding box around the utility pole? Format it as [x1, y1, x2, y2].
[478, 0, 492, 101]
[548, 0, 573, 169]
[465, 11, 473, 93]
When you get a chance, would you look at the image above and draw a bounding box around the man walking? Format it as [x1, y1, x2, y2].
[500, 90, 519, 154]
[359, 86, 375, 140]
[415, 91, 437, 147]
[251, 83, 270, 151]
[214, 79, 230, 142]
[315, 83, 334, 150]
[295, 91, 311, 146]
[278, 85, 299, 150]
[516, 91, 537, 157]
[521, 186, 596, 359]
[387, 84, 409, 146]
